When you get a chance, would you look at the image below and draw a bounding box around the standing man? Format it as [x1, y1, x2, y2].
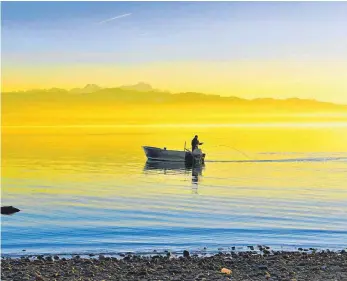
[191, 135, 203, 152]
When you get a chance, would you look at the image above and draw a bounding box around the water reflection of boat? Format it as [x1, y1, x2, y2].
[191, 166, 202, 185]
[144, 160, 204, 172]
[144, 160, 194, 171]
[144, 160, 204, 191]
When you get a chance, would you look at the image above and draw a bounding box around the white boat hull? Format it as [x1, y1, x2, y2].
[142, 146, 186, 162]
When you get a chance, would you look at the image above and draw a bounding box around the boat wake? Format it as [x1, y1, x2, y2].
[206, 156, 347, 163]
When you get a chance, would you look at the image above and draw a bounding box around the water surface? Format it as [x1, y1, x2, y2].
[2, 125, 347, 255]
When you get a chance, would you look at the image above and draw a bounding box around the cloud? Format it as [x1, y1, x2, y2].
[98, 13, 132, 24]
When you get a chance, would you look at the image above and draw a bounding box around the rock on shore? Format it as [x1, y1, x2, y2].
[1, 206, 20, 215]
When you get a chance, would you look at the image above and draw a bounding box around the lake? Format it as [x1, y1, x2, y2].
[2, 124, 347, 256]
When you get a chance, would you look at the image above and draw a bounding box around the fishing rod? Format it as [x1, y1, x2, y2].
[225, 145, 253, 160]
[207, 144, 255, 160]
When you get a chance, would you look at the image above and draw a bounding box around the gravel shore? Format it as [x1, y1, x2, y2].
[2, 249, 347, 281]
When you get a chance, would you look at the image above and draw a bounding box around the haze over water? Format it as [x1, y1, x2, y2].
[2, 124, 347, 256]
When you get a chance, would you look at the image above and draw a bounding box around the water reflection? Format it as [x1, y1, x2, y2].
[144, 160, 192, 172]
[143, 160, 204, 193]
[191, 165, 203, 193]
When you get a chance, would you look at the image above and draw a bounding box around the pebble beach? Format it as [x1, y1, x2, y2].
[2, 249, 347, 281]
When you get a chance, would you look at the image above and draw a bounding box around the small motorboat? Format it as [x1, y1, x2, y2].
[142, 144, 205, 165]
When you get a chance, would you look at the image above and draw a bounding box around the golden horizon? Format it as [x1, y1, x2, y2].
[2, 60, 347, 104]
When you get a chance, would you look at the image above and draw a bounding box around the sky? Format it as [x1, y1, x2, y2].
[2, 1, 347, 103]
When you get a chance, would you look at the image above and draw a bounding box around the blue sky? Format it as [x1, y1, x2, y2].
[3, 1, 347, 65]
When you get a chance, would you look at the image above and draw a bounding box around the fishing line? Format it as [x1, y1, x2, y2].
[220, 144, 254, 160]
[206, 144, 256, 160]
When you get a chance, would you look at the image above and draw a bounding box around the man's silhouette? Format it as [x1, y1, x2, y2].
[191, 135, 203, 152]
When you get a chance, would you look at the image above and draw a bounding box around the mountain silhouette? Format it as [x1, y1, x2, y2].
[70, 84, 102, 94]
[2, 83, 347, 126]
[120, 82, 154, 92]
[3, 83, 346, 109]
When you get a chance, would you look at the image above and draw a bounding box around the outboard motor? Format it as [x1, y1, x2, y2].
[192, 148, 205, 164]
[184, 142, 205, 165]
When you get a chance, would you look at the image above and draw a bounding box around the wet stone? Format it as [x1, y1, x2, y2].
[1, 251, 346, 281]
[183, 250, 190, 258]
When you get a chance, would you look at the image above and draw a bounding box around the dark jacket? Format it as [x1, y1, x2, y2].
[191, 137, 200, 149]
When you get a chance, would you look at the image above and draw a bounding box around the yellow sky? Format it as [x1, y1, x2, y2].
[3, 59, 347, 104]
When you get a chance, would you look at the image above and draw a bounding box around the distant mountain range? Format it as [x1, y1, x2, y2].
[3, 82, 347, 110]
[68, 82, 154, 93]
[70, 84, 103, 94]
[2, 83, 347, 126]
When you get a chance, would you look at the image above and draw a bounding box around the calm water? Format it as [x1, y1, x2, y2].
[2, 125, 347, 256]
